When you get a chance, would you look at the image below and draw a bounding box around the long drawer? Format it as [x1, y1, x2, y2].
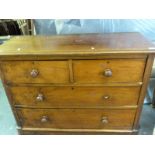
[0, 61, 70, 84]
[10, 86, 141, 107]
[17, 108, 136, 129]
[73, 59, 145, 83]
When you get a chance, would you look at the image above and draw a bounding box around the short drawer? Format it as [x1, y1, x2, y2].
[10, 86, 141, 107]
[17, 108, 136, 129]
[1, 61, 69, 84]
[73, 59, 146, 83]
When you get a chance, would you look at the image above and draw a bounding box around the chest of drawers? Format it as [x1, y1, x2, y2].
[0, 33, 155, 134]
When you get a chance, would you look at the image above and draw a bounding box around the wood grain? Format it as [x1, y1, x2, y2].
[1, 61, 70, 84]
[133, 55, 154, 129]
[17, 108, 136, 129]
[19, 128, 138, 135]
[10, 86, 141, 107]
[0, 33, 154, 55]
[73, 59, 146, 83]
[0, 33, 154, 134]
[68, 59, 74, 83]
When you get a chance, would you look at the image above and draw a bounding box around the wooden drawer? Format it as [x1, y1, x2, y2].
[1, 61, 69, 84]
[17, 108, 136, 129]
[73, 59, 146, 83]
[10, 86, 141, 107]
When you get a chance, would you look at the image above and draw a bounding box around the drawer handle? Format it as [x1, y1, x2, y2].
[30, 69, 39, 78]
[101, 117, 108, 124]
[41, 116, 48, 123]
[104, 69, 112, 77]
[36, 93, 44, 102]
[103, 95, 110, 100]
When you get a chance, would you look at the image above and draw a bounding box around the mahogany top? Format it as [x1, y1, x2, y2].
[0, 33, 155, 57]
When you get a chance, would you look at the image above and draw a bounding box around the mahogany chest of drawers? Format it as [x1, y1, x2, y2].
[0, 33, 155, 134]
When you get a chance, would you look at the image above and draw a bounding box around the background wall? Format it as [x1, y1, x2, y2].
[34, 19, 155, 42]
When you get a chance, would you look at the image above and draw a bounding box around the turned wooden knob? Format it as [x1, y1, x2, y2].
[30, 69, 39, 78]
[36, 93, 44, 102]
[104, 69, 112, 77]
[101, 117, 108, 124]
[41, 116, 48, 123]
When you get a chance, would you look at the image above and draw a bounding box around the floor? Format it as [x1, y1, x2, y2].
[0, 80, 18, 135]
[139, 104, 155, 134]
[0, 80, 155, 135]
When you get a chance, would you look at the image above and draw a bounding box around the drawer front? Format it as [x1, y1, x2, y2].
[10, 86, 141, 107]
[73, 59, 145, 83]
[17, 108, 136, 129]
[1, 61, 69, 84]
